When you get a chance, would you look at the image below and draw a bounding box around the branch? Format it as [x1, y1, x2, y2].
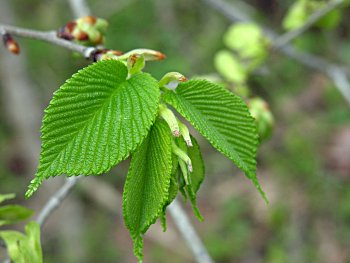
[168, 199, 215, 263]
[0, 24, 96, 58]
[201, 0, 350, 104]
[68, 0, 91, 18]
[273, 0, 345, 49]
[36, 176, 83, 227]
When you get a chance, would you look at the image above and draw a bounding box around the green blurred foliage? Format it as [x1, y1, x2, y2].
[0, 222, 43, 263]
[1, 0, 350, 262]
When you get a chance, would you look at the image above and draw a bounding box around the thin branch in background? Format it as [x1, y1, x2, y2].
[273, 0, 345, 49]
[68, 0, 91, 18]
[36, 176, 83, 227]
[327, 65, 350, 103]
[0, 24, 96, 58]
[168, 198, 215, 263]
[201, 0, 350, 105]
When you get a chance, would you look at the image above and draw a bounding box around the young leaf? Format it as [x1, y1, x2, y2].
[26, 60, 160, 197]
[122, 119, 173, 261]
[0, 205, 33, 226]
[0, 193, 16, 204]
[177, 136, 205, 221]
[163, 80, 267, 202]
[0, 221, 42, 263]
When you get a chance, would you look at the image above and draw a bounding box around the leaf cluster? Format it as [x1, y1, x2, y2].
[25, 59, 264, 261]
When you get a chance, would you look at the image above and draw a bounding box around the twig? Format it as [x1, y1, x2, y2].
[168, 198, 215, 263]
[36, 176, 83, 227]
[68, 0, 91, 18]
[327, 65, 350, 103]
[273, 0, 345, 49]
[201, 0, 350, 104]
[0, 24, 96, 58]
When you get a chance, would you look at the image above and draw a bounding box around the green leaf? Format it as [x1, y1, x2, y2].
[26, 60, 160, 198]
[163, 80, 267, 202]
[0, 205, 33, 226]
[0, 193, 16, 204]
[159, 155, 179, 231]
[186, 136, 205, 193]
[224, 23, 268, 62]
[177, 136, 205, 221]
[0, 222, 42, 263]
[122, 119, 173, 261]
[25, 222, 42, 263]
[0, 231, 26, 263]
[283, 0, 309, 30]
[214, 50, 247, 84]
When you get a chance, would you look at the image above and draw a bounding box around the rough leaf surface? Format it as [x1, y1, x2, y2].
[26, 60, 160, 197]
[163, 80, 266, 201]
[122, 119, 173, 261]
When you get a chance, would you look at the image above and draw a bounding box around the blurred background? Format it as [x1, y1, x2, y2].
[1, 0, 350, 262]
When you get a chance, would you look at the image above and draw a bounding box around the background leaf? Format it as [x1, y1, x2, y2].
[27, 60, 160, 197]
[0, 222, 42, 263]
[163, 80, 266, 201]
[0, 193, 16, 204]
[0, 205, 33, 226]
[122, 119, 173, 261]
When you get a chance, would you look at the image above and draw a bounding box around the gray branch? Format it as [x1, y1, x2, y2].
[0, 24, 95, 58]
[68, 0, 91, 18]
[168, 199, 215, 263]
[36, 176, 83, 227]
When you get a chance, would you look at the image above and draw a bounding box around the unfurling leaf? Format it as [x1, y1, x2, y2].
[0, 193, 16, 204]
[176, 136, 205, 221]
[122, 119, 173, 262]
[163, 79, 267, 202]
[26, 60, 160, 198]
[0, 221, 42, 263]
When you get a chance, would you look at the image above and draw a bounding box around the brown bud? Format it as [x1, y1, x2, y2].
[2, 33, 20, 55]
[57, 27, 74, 40]
[65, 21, 77, 33]
[57, 21, 77, 40]
[89, 48, 108, 61]
[74, 30, 89, 41]
[80, 16, 97, 25]
[108, 50, 123, 56]
[153, 51, 166, 60]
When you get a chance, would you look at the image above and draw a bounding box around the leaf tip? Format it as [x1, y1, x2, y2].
[252, 176, 269, 204]
[25, 177, 43, 199]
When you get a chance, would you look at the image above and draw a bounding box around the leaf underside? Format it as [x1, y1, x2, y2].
[163, 79, 266, 201]
[26, 60, 160, 197]
[122, 119, 173, 261]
